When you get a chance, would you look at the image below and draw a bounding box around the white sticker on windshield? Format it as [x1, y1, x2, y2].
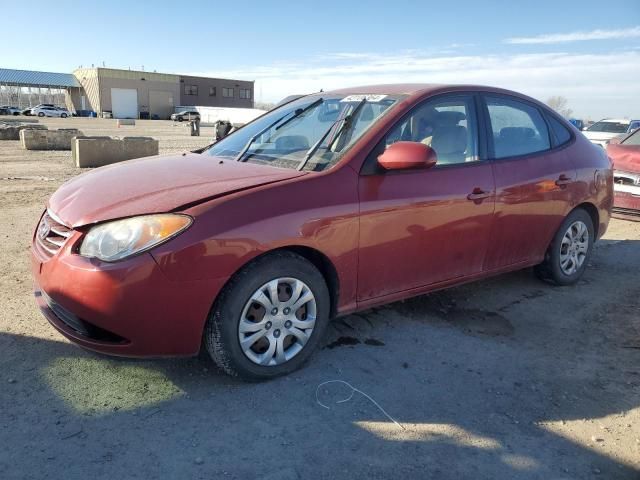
[340, 94, 388, 103]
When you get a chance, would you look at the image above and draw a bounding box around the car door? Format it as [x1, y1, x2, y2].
[480, 94, 577, 270]
[357, 93, 496, 301]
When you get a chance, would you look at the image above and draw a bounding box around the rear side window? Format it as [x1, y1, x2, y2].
[485, 96, 551, 159]
[547, 114, 572, 146]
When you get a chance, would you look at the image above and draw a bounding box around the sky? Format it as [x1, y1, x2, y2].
[2, 0, 639, 119]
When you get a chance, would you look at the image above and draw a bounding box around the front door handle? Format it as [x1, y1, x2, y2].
[467, 188, 493, 203]
[555, 174, 574, 187]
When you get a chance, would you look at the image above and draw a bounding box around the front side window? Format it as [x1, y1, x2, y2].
[486, 96, 551, 158]
[622, 129, 640, 146]
[384, 95, 478, 165]
[222, 87, 234, 98]
[206, 94, 402, 172]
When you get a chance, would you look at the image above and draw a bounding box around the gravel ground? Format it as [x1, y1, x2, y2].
[0, 116, 639, 479]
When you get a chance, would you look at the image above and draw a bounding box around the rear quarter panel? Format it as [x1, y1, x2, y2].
[568, 135, 613, 238]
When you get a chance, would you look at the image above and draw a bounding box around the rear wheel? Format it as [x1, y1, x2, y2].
[204, 251, 330, 380]
[535, 208, 594, 285]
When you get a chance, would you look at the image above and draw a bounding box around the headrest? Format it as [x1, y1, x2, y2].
[275, 135, 309, 150]
[500, 127, 535, 141]
[436, 111, 466, 126]
[431, 126, 467, 155]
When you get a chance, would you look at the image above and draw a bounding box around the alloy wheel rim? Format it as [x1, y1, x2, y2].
[559, 220, 589, 276]
[238, 277, 317, 366]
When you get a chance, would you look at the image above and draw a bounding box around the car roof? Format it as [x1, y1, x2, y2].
[316, 84, 554, 108]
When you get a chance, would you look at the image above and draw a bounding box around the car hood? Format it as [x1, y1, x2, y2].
[48, 153, 306, 228]
[607, 143, 640, 173]
[583, 131, 624, 142]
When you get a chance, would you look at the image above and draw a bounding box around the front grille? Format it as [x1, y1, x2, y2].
[35, 210, 73, 259]
[613, 207, 640, 218]
[614, 170, 640, 186]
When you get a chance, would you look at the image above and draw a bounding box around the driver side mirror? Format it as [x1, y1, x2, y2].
[377, 141, 437, 171]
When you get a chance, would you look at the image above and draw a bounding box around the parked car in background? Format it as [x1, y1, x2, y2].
[607, 128, 640, 220]
[171, 110, 200, 122]
[583, 118, 640, 148]
[32, 84, 612, 380]
[568, 118, 584, 130]
[0, 105, 21, 115]
[31, 106, 70, 118]
[22, 104, 58, 116]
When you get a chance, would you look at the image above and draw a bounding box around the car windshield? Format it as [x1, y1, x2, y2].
[587, 121, 629, 134]
[622, 129, 640, 146]
[206, 93, 402, 171]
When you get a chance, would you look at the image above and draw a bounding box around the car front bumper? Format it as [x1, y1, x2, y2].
[31, 231, 227, 357]
[613, 172, 640, 221]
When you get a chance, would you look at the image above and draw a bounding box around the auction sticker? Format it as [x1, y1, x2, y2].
[340, 94, 388, 102]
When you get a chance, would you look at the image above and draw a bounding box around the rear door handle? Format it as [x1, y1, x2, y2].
[555, 174, 574, 187]
[467, 188, 493, 202]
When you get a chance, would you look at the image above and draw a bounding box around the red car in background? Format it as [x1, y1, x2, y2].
[607, 128, 640, 220]
[31, 84, 613, 380]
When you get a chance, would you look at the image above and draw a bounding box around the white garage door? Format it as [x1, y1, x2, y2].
[111, 88, 138, 119]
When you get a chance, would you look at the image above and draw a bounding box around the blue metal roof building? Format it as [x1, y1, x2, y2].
[0, 68, 80, 88]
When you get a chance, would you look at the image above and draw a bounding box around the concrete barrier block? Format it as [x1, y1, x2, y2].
[73, 136, 158, 168]
[116, 119, 135, 126]
[123, 136, 159, 159]
[20, 128, 83, 150]
[0, 124, 47, 140]
[0, 118, 39, 124]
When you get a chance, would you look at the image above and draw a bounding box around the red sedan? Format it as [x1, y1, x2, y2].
[607, 128, 640, 220]
[31, 84, 613, 380]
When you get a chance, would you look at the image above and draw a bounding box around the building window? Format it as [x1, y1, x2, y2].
[222, 87, 234, 98]
[239, 88, 251, 99]
[209, 87, 216, 96]
[184, 85, 198, 96]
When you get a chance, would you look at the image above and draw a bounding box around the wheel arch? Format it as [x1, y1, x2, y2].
[211, 245, 340, 321]
[573, 202, 599, 238]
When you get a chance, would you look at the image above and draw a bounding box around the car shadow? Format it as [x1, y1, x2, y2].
[2, 240, 639, 479]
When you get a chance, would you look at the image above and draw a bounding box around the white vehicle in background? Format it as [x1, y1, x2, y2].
[583, 118, 639, 148]
[30, 106, 71, 118]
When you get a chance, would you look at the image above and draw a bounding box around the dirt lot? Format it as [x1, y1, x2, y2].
[1, 116, 639, 479]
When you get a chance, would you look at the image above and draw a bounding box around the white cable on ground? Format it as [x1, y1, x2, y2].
[315, 380, 405, 430]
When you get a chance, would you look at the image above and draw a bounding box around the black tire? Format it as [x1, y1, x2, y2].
[12, 111, 19, 116]
[177, 116, 183, 122]
[204, 251, 330, 380]
[37, 112, 45, 117]
[61, 113, 67, 118]
[535, 208, 594, 286]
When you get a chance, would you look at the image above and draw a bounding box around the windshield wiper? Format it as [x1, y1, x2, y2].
[235, 98, 323, 162]
[297, 98, 367, 171]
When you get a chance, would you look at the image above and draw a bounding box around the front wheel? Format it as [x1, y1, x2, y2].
[535, 208, 594, 286]
[37, 112, 45, 117]
[204, 251, 330, 380]
[177, 116, 183, 122]
[61, 113, 67, 118]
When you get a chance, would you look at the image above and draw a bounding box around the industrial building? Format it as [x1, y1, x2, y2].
[0, 67, 254, 119]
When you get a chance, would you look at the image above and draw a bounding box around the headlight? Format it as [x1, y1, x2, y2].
[79, 214, 192, 262]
